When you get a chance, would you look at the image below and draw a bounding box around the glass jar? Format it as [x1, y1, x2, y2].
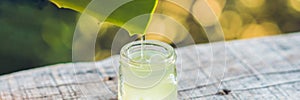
[119, 40, 177, 100]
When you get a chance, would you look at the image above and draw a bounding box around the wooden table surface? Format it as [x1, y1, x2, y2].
[0, 33, 300, 100]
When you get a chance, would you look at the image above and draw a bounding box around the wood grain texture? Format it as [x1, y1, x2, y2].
[1, 33, 300, 100]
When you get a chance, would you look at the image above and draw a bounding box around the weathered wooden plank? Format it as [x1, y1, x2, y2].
[0, 33, 300, 100]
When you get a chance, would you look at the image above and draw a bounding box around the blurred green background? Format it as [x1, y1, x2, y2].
[0, 0, 300, 75]
[0, 0, 77, 75]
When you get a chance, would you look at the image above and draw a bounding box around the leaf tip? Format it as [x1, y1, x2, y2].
[49, 0, 64, 9]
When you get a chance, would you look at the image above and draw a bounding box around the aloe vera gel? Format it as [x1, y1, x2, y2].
[119, 40, 177, 100]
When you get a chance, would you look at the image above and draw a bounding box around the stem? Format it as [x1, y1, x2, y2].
[141, 35, 145, 58]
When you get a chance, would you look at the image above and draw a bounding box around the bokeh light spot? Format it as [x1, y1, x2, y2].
[219, 11, 243, 40]
[240, 22, 281, 39]
[289, 0, 300, 12]
[240, 0, 266, 8]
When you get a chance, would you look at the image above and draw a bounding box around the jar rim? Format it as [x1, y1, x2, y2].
[120, 40, 175, 65]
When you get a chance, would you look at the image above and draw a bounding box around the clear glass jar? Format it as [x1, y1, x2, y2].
[119, 40, 177, 100]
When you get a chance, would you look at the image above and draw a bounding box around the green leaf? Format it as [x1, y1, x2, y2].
[50, 0, 158, 35]
[49, 0, 90, 13]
